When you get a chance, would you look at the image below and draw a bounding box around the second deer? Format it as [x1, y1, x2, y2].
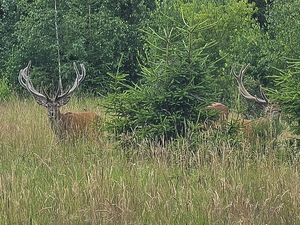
[231, 63, 281, 136]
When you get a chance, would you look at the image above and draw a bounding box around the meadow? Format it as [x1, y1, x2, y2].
[1, 96, 300, 224]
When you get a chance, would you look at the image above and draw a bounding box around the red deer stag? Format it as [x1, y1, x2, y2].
[231, 63, 281, 135]
[19, 61, 101, 138]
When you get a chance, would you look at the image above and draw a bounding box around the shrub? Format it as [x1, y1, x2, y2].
[0, 77, 12, 101]
[104, 2, 221, 140]
[271, 59, 300, 134]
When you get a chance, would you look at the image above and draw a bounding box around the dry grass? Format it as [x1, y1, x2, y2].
[0, 96, 300, 224]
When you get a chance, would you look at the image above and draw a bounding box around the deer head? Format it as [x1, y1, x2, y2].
[19, 61, 85, 118]
[231, 64, 281, 116]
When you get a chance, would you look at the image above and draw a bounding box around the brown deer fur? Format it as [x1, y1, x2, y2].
[50, 111, 101, 138]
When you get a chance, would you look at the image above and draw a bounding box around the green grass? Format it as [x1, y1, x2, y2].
[0, 96, 300, 224]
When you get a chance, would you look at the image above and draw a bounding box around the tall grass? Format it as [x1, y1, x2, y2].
[0, 96, 300, 224]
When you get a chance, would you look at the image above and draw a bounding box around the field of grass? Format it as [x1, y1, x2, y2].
[1, 96, 300, 224]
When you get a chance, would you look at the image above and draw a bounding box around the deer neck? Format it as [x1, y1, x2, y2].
[49, 109, 64, 137]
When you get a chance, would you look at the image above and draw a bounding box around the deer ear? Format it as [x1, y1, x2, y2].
[32, 95, 48, 107]
[56, 95, 71, 107]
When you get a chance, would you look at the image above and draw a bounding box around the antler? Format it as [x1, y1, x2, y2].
[231, 64, 269, 109]
[18, 61, 31, 89]
[55, 62, 86, 105]
[19, 61, 50, 106]
[19, 61, 86, 107]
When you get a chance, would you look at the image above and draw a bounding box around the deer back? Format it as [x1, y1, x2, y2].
[204, 103, 229, 121]
[200, 103, 229, 130]
[60, 112, 101, 134]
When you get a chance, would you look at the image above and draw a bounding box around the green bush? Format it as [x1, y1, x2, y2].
[0, 77, 12, 101]
[271, 59, 300, 134]
[104, 2, 221, 139]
